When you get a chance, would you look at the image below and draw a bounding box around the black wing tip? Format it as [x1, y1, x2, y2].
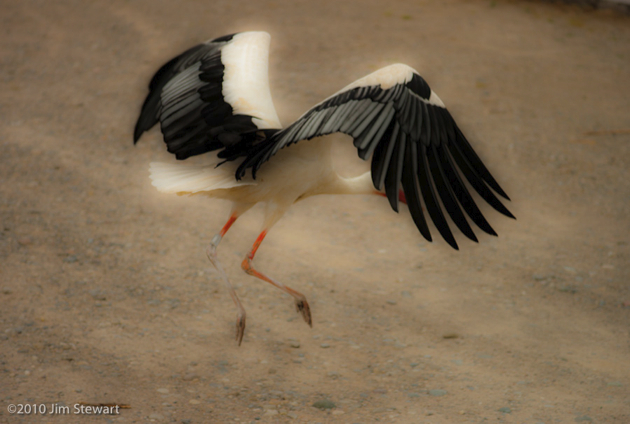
[133, 116, 152, 144]
[133, 126, 144, 144]
[492, 185, 511, 202]
[442, 233, 459, 250]
[432, 233, 458, 251]
[211, 33, 237, 43]
[386, 185, 400, 212]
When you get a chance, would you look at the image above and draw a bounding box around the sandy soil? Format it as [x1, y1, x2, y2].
[1, 1, 629, 423]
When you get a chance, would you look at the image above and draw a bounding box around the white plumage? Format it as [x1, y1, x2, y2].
[220, 32, 281, 129]
[148, 160, 253, 195]
[134, 31, 514, 345]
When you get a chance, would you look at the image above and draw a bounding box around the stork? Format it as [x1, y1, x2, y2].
[134, 31, 514, 345]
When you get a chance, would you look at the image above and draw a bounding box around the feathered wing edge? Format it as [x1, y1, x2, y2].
[149, 159, 255, 195]
[236, 64, 513, 249]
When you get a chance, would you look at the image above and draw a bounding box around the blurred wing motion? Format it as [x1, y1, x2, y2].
[134, 31, 281, 160]
[239, 63, 514, 249]
[135, 32, 513, 250]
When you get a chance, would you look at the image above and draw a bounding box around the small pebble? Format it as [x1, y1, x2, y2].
[312, 399, 335, 410]
[182, 373, 199, 381]
[320, 343, 330, 349]
[157, 388, 169, 394]
[289, 341, 300, 348]
[18, 237, 33, 246]
[558, 286, 578, 294]
[386, 299, 397, 305]
[428, 389, 447, 397]
[89, 290, 107, 300]
[442, 333, 459, 339]
[575, 416, 593, 422]
[498, 407, 512, 413]
[63, 255, 78, 263]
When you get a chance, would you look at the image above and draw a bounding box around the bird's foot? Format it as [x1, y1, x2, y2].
[235, 310, 246, 346]
[295, 297, 312, 327]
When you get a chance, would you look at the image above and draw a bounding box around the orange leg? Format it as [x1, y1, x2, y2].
[241, 231, 312, 327]
[206, 214, 247, 345]
[219, 215, 237, 237]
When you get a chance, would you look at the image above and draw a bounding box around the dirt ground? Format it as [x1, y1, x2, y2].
[1, 0, 629, 423]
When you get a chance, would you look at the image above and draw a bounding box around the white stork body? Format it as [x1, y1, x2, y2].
[134, 31, 513, 345]
[150, 137, 374, 228]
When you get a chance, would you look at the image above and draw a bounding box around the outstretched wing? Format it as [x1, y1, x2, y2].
[239, 64, 514, 250]
[134, 31, 281, 160]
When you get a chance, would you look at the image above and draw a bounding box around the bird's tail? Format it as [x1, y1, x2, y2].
[149, 161, 254, 195]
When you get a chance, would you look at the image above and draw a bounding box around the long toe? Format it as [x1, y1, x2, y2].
[295, 298, 312, 327]
[235, 312, 246, 346]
